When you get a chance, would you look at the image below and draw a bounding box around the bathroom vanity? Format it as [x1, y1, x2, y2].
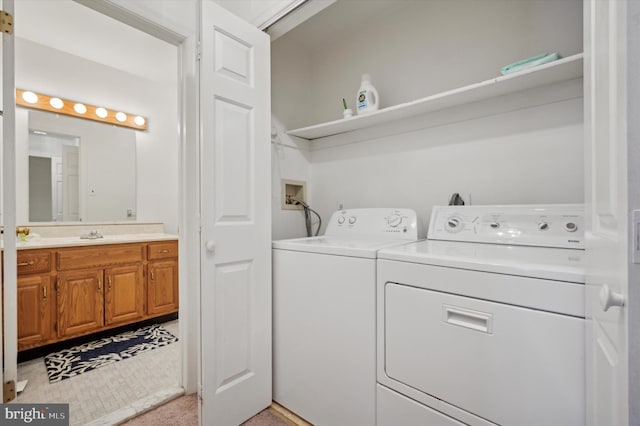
[6, 225, 178, 352]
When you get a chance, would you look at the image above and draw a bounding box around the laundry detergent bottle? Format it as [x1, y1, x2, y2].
[356, 74, 379, 114]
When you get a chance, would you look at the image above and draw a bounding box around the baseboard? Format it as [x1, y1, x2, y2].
[270, 402, 313, 426]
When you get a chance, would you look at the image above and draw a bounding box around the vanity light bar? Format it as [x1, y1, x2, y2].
[15, 89, 148, 131]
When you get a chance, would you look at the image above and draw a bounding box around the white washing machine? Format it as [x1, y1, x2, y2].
[376, 204, 586, 426]
[273, 208, 419, 426]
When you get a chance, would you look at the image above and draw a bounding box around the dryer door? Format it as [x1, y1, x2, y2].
[381, 281, 584, 426]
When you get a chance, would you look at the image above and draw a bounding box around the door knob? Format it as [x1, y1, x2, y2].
[600, 284, 625, 312]
[205, 240, 216, 253]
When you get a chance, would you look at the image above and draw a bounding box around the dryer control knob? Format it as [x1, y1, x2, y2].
[348, 216, 357, 224]
[565, 222, 578, 232]
[388, 215, 403, 227]
[538, 222, 549, 231]
[446, 217, 462, 232]
[337, 216, 345, 224]
[489, 222, 500, 229]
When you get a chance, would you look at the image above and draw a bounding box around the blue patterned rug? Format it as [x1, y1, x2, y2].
[44, 324, 178, 383]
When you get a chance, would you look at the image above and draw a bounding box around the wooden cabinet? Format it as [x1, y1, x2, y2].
[56, 243, 147, 338]
[105, 264, 145, 326]
[57, 244, 145, 271]
[12, 238, 178, 351]
[17, 274, 53, 348]
[17, 249, 55, 351]
[147, 241, 179, 316]
[147, 241, 178, 261]
[148, 259, 178, 316]
[57, 269, 104, 337]
[17, 250, 51, 275]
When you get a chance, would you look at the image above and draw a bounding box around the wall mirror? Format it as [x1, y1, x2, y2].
[18, 108, 137, 223]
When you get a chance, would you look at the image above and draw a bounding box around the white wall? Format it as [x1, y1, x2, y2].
[311, 96, 584, 236]
[271, 32, 313, 240]
[272, 0, 584, 237]
[271, 123, 312, 240]
[305, 0, 583, 125]
[15, 38, 179, 232]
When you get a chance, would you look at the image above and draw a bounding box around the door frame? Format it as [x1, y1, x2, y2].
[2, 0, 18, 395]
[627, 0, 640, 420]
[1, 0, 201, 398]
[79, 3, 201, 395]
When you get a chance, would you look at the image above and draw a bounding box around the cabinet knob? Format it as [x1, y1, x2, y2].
[42, 285, 47, 301]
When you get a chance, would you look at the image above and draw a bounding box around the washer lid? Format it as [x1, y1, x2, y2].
[272, 236, 416, 258]
[378, 239, 585, 283]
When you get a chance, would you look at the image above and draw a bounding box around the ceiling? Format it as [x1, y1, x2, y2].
[14, 0, 177, 82]
[278, 0, 413, 51]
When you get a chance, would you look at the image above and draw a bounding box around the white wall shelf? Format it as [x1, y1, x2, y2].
[286, 53, 583, 140]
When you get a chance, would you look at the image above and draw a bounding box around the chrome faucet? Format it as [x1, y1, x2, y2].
[81, 229, 103, 239]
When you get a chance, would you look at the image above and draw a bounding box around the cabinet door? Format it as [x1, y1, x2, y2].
[17, 275, 52, 350]
[147, 260, 178, 316]
[104, 264, 145, 326]
[57, 269, 104, 338]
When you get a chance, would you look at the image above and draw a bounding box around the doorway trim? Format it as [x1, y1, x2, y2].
[69, 0, 200, 395]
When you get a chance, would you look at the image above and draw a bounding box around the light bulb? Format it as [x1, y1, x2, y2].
[96, 107, 108, 118]
[22, 91, 38, 104]
[49, 97, 64, 109]
[115, 112, 127, 122]
[134, 116, 145, 126]
[74, 103, 87, 114]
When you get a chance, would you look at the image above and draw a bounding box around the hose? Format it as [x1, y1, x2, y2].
[290, 198, 322, 237]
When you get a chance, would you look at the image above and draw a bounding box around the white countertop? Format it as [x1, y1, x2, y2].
[5, 233, 178, 250]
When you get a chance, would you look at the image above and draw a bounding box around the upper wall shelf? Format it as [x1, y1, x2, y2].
[286, 53, 584, 140]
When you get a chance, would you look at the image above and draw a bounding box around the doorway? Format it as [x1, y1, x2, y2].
[11, 1, 183, 424]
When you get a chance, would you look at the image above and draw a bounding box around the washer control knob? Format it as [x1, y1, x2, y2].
[538, 222, 549, 231]
[565, 222, 578, 232]
[337, 216, 345, 224]
[388, 214, 403, 228]
[489, 222, 500, 229]
[348, 216, 357, 225]
[446, 217, 461, 232]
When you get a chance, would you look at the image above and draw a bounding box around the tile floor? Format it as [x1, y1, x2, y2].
[15, 320, 181, 426]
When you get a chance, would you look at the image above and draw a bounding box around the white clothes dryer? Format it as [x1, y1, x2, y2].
[273, 208, 418, 426]
[376, 204, 586, 426]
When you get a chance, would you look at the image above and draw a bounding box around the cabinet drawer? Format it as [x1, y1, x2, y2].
[17, 250, 52, 275]
[147, 241, 178, 260]
[57, 244, 144, 271]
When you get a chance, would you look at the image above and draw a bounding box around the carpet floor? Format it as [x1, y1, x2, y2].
[119, 395, 292, 426]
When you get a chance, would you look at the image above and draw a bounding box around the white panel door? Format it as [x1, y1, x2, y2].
[62, 144, 79, 221]
[584, 0, 629, 424]
[52, 156, 62, 221]
[200, 1, 271, 425]
[1, 0, 18, 401]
